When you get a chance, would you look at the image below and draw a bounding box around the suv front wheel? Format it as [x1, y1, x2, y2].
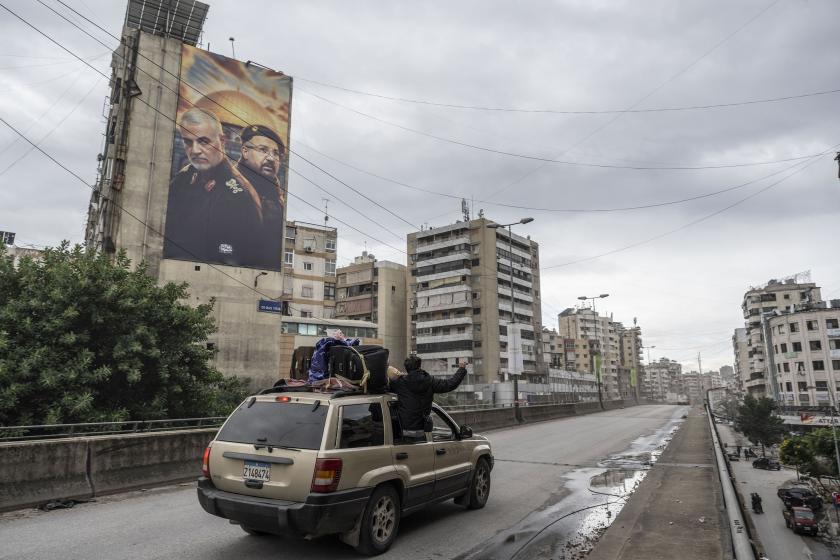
[356, 484, 401, 556]
[466, 457, 491, 510]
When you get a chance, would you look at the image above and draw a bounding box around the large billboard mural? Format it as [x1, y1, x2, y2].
[163, 44, 291, 270]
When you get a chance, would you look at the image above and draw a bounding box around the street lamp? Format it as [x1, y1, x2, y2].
[487, 218, 534, 420]
[578, 294, 609, 409]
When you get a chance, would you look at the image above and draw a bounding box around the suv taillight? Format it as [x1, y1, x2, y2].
[202, 443, 212, 478]
[311, 458, 342, 493]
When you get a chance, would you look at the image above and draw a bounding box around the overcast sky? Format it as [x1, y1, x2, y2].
[1, 0, 839, 372]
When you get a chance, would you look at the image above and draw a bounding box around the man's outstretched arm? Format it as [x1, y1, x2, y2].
[431, 361, 468, 393]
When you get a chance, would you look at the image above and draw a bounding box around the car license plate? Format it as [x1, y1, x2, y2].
[243, 460, 271, 482]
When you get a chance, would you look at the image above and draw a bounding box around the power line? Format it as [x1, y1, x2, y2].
[299, 87, 821, 171]
[480, 0, 785, 203]
[297, 78, 840, 116]
[297, 140, 827, 213]
[6, 0, 406, 260]
[540, 147, 838, 270]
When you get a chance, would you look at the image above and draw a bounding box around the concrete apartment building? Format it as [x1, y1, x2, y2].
[740, 276, 821, 397]
[541, 328, 599, 401]
[618, 324, 644, 402]
[81, 1, 292, 388]
[334, 252, 408, 368]
[645, 358, 682, 401]
[767, 301, 840, 407]
[558, 308, 622, 400]
[679, 371, 703, 403]
[282, 221, 338, 320]
[732, 328, 749, 393]
[406, 218, 543, 389]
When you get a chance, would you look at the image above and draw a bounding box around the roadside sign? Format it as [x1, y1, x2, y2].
[257, 299, 282, 313]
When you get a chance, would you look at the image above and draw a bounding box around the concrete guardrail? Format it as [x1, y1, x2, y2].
[0, 399, 634, 512]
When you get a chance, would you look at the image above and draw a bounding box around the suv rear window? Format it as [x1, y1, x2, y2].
[217, 401, 328, 450]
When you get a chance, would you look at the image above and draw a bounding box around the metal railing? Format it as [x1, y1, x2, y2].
[0, 417, 227, 442]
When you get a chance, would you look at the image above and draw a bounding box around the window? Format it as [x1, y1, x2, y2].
[795, 361, 805, 373]
[790, 323, 800, 333]
[303, 261, 313, 271]
[326, 259, 336, 276]
[777, 324, 786, 334]
[786, 382, 793, 392]
[303, 237, 316, 251]
[774, 345, 779, 354]
[810, 340, 822, 351]
[324, 283, 336, 301]
[284, 250, 294, 266]
[301, 310, 313, 318]
[781, 343, 788, 353]
[217, 402, 327, 450]
[792, 342, 802, 352]
[830, 340, 840, 350]
[783, 362, 790, 372]
[807, 320, 818, 331]
[813, 360, 825, 371]
[325, 238, 336, 252]
[339, 404, 384, 448]
[798, 382, 808, 391]
[834, 360, 840, 370]
[301, 285, 313, 298]
[430, 408, 455, 442]
[816, 381, 828, 390]
[827, 319, 840, 329]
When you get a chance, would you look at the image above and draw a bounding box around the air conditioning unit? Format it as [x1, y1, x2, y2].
[304, 247, 314, 253]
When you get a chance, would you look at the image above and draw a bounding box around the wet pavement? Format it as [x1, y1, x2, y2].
[456, 407, 686, 560]
[588, 408, 728, 560]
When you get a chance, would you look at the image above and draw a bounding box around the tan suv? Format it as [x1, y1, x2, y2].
[197, 388, 493, 555]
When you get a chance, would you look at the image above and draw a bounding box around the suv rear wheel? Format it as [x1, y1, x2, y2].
[356, 484, 401, 556]
[466, 457, 491, 510]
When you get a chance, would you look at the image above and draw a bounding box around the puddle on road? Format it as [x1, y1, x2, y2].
[458, 411, 685, 560]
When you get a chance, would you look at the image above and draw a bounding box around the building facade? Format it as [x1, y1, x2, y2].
[82, 3, 293, 388]
[541, 328, 599, 401]
[644, 358, 682, 401]
[618, 324, 644, 402]
[282, 221, 338, 320]
[335, 252, 408, 368]
[732, 328, 750, 394]
[558, 308, 622, 400]
[768, 303, 840, 407]
[406, 218, 543, 389]
[740, 277, 821, 397]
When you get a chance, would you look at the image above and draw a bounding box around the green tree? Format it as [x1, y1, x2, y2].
[0, 243, 248, 426]
[804, 428, 840, 477]
[734, 394, 786, 456]
[780, 435, 814, 477]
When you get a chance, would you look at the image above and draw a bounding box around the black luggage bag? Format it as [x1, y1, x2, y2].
[327, 345, 390, 393]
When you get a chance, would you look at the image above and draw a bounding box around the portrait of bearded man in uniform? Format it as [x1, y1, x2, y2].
[163, 107, 263, 266]
[236, 124, 286, 269]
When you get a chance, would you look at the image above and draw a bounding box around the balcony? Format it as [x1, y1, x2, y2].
[831, 349, 840, 359]
[828, 328, 840, 338]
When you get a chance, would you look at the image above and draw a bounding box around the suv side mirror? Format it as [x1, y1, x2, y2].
[459, 425, 473, 439]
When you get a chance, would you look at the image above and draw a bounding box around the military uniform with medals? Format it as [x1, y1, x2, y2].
[164, 158, 263, 267]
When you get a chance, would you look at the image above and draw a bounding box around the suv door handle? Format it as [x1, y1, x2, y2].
[436, 448, 447, 456]
[395, 452, 408, 460]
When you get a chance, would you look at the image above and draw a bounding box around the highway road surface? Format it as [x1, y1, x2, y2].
[0, 405, 687, 560]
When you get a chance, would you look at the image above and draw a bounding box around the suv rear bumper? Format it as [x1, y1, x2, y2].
[197, 477, 371, 537]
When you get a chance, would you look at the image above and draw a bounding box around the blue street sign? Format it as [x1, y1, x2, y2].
[257, 299, 282, 313]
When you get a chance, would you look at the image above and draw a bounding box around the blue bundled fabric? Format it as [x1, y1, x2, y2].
[307, 336, 360, 383]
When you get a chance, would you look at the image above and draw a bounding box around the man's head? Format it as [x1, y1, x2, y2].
[179, 108, 225, 171]
[239, 125, 285, 179]
[404, 354, 422, 372]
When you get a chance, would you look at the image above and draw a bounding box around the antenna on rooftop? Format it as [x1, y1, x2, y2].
[461, 198, 470, 222]
[322, 198, 330, 229]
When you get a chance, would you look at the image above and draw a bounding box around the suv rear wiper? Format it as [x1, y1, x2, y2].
[253, 439, 301, 452]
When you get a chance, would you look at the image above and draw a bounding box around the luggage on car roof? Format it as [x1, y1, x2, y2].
[328, 345, 390, 393]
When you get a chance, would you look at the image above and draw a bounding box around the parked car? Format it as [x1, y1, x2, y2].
[752, 457, 782, 470]
[783, 506, 818, 535]
[196, 389, 493, 555]
[727, 452, 740, 461]
[777, 486, 823, 511]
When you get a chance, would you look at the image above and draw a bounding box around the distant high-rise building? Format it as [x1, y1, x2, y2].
[644, 358, 682, 401]
[740, 276, 821, 397]
[407, 218, 543, 387]
[558, 308, 623, 400]
[335, 252, 408, 368]
[282, 221, 338, 320]
[732, 328, 750, 394]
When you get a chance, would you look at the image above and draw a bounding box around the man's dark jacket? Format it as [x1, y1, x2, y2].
[390, 367, 467, 431]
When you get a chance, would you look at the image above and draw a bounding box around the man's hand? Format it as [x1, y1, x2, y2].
[458, 360, 468, 369]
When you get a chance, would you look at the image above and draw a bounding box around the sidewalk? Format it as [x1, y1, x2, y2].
[588, 408, 730, 560]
